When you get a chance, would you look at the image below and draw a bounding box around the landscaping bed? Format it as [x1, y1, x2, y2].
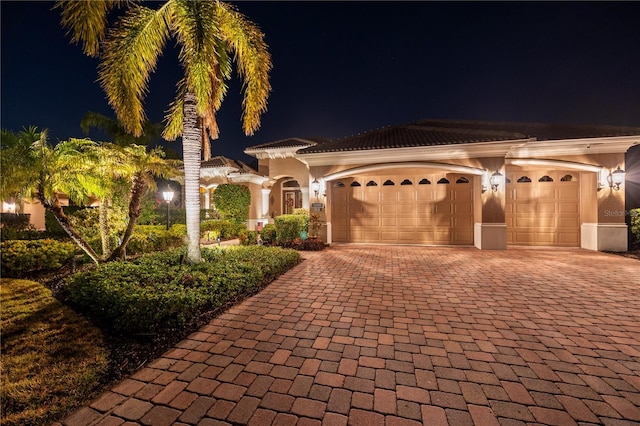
[1, 245, 301, 425]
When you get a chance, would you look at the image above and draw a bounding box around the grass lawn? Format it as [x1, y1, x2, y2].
[1, 279, 109, 426]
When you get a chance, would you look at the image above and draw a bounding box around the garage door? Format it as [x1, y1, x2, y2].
[331, 171, 473, 244]
[506, 170, 580, 246]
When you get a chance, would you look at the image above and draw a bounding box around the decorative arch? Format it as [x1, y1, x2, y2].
[322, 162, 486, 182]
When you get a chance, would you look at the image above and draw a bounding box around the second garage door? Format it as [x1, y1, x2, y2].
[505, 170, 580, 246]
[331, 171, 473, 245]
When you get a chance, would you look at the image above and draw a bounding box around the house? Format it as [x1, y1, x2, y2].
[243, 119, 640, 251]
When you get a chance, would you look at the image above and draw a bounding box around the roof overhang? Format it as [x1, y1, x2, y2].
[244, 146, 305, 159]
[299, 139, 530, 166]
[322, 162, 487, 181]
[506, 136, 640, 158]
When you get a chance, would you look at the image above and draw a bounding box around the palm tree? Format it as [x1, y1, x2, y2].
[80, 111, 164, 257]
[10, 128, 105, 265]
[108, 145, 179, 260]
[57, 0, 272, 263]
[1, 127, 37, 204]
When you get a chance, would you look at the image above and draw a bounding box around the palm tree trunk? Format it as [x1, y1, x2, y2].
[37, 191, 101, 266]
[183, 92, 202, 263]
[99, 198, 111, 259]
[108, 173, 147, 261]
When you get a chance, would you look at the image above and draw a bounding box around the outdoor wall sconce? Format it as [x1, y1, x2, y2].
[3, 201, 16, 213]
[489, 170, 503, 192]
[610, 166, 625, 191]
[311, 178, 320, 197]
[162, 188, 175, 230]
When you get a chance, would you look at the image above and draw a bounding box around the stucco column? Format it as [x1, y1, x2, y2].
[261, 188, 270, 217]
[203, 188, 210, 210]
[301, 187, 310, 210]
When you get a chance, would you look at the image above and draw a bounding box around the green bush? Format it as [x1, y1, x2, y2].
[239, 230, 260, 245]
[630, 208, 640, 249]
[63, 246, 301, 335]
[0, 228, 49, 242]
[212, 184, 251, 224]
[260, 223, 277, 244]
[201, 220, 245, 241]
[275, 214, 306, 242]
[292, 208, 310, 231]
[125, 225, 185, 255]
[1, 239, 78, 277]
[0, 213, 31, 230]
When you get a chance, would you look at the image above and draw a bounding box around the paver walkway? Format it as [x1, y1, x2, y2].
[60, 245, 640, 425]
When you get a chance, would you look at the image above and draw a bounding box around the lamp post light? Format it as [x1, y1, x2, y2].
[162, 188, 175, 230]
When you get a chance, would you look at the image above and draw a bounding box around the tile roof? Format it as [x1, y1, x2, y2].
[200, 156, 258, 174]
[299, 120, 640, 154]
[245, 137, 329, 151]
[413, 119, 640, 141]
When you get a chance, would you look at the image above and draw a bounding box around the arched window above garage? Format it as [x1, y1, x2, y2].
[350, 181, 361, 187]
[561, 174, 574, 182]
[517, 176, 532, 183]
[505, 177, 512, 184]
[418, 178, 431, 185]
[538, 175, 553, 182]
[366, 180, 378, 186]
[334, 182, 345, 188]
[401, 179, 413, 185]
[383, 180, 395, 186]
[437, 178, 450, 184]
[456, 177, 470, 184]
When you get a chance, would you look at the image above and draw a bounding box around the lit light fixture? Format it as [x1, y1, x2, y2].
[3, 201, 16, 213]
[610, 166, 625, 191]
[311, 178, 320, 197]
[489, 170, 503, 192]
[162, 188, 175, 230]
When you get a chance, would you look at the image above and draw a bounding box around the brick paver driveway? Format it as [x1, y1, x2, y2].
[61, 246, 640, 426]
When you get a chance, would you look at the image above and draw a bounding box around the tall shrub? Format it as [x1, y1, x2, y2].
[274, 214, 306, 243]
[212, 184, 251, 224]
[630, 208, 640, 249]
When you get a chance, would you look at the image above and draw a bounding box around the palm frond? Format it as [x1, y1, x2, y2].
[56, 0, 126, 57]
[215, 1, 272, 136]
[98, 3, 172, 137]
[163, 79, 187, 141]
[172, 0, 220, 117]
[80, 111, 124, 138]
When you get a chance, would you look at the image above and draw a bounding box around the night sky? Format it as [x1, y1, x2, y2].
[2, 1, 640, 164]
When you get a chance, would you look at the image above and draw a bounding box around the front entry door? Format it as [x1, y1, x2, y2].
[283, 190, 302, 214]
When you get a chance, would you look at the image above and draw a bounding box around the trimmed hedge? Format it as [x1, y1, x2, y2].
[274, 214, 306, 242]
[63, 246, 301, 335]
[124, 224, 186, 255]
[1, 239, 78, 277]
[201, 220, 244, 241]
[631, 208, 640, 249]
